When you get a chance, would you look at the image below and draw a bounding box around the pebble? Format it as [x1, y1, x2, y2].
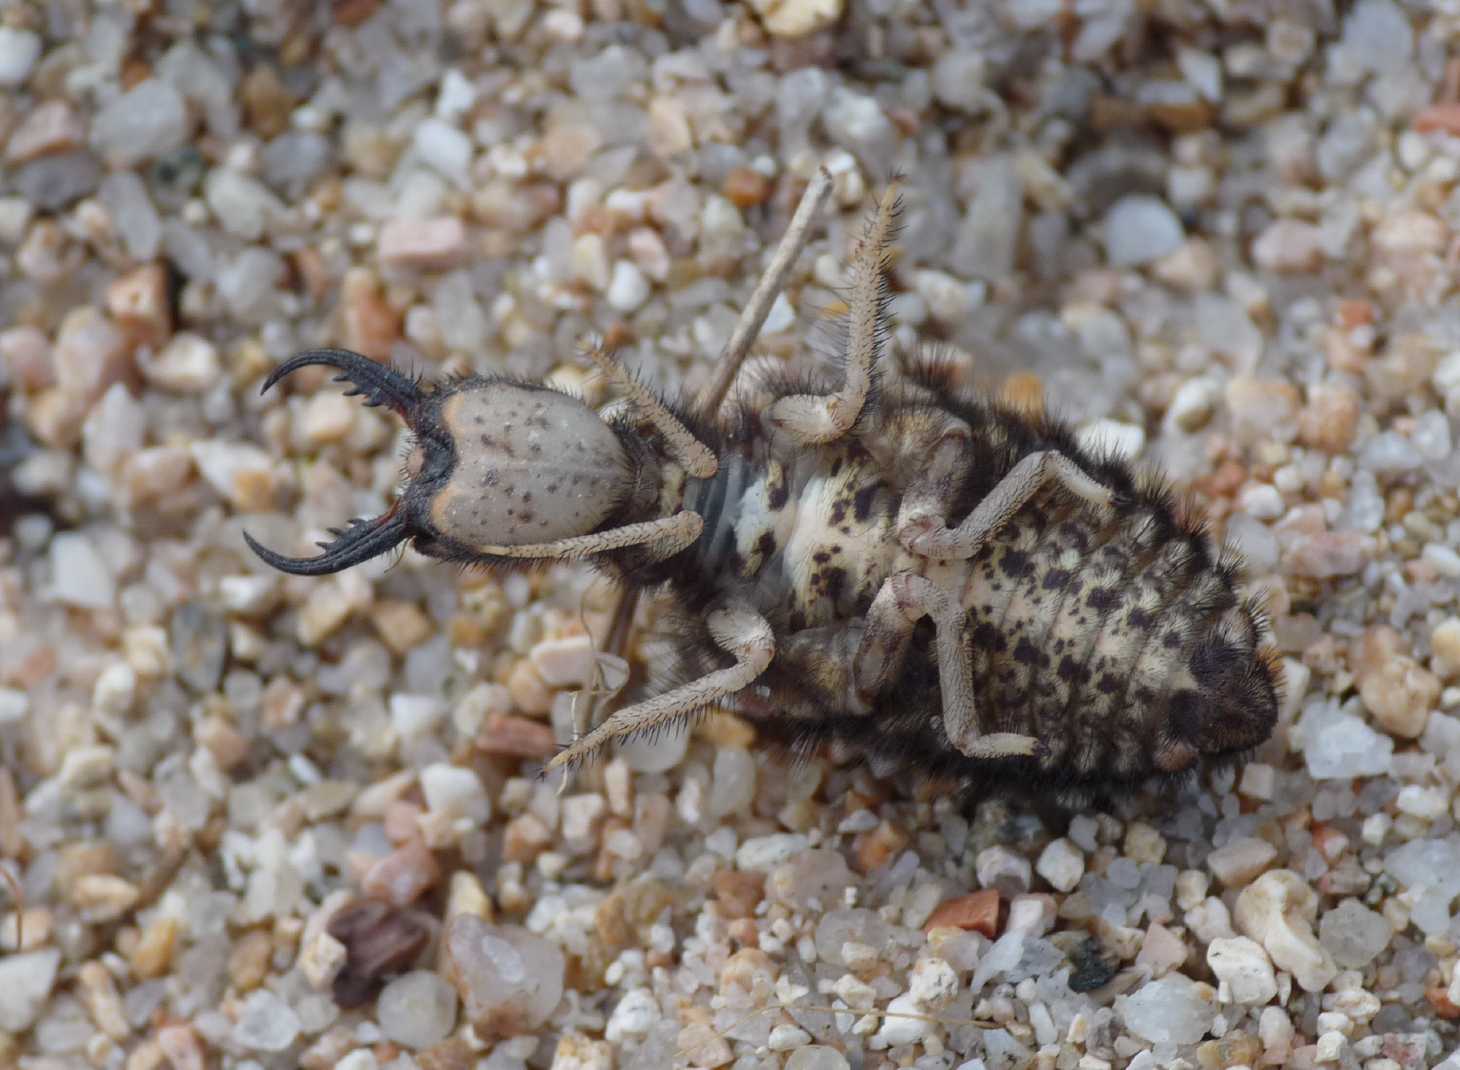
[6, 100, 85, 163]
[361, 839, 440, 906]
[54, 305, 132, 405]
[377, 970, 459, 1049]
[1135, 921, 1188, 976]
[1206, 936, 1278, 1005]
[552, 1033, 616, 1070]
[1104, 194, 1184, 266]
[976, 844, 1032, 894]
[606, 260, 650, 312]
[924, 889, 1001, 937]
[1252, 219, 1325, 273]
[785, 1048, 851, 1070]
[421, 763, 491, 825]
[736, 833, 809, 872]
[233, 989, 302, 1052]
[379, 216, 468, 271]
[1432, 619, 1460, 680]
[0, 949, 61, 1032]
[1206, 837, 1278, 886]
[709, 747, 757, 818]
[1357, 629, 1438, 739]
[1317, 898, 1391, 968]
[1036, 838, 1085, 893]
[190, 441, 277, 511]
[1300, 700, 1394, 780]
[1117, 974, 1216, 1045]
[0, 26, 41, 86]
[1233, 869, 1338, 993]
[49, 531, 117, 610]
[746, 0, 844, 37]
[92, 79, 190, 166]
[678, 1021, 733, 1065]
[605, 988, 659, 1043]
[445, 915, 565, 1035]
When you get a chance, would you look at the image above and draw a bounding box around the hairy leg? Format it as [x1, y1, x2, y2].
[855, 573, 1041, 761]
[546, 603, 775, 772]
[765, 181, 900, 445]
[899, 449, 1116, 561]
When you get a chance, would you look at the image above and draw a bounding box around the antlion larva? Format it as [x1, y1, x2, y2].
[248, 171, 1280, 807]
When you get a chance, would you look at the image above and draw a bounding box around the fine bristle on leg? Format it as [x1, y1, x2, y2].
[546, 604, 775, 772]
[899, 449, 1116, 561]
[764, 180, 901, 445]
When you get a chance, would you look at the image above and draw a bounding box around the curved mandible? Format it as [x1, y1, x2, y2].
[243, 511, 412, 576]
[261, 348, 422, 418]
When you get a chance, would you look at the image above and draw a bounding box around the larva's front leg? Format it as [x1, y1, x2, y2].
[545, 603, 775, 773]
[898, 448, 1117, 561]
[765, 182, 900, 446]
[854, 573, 1042, 762]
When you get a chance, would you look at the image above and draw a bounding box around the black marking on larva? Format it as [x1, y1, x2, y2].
[246, 195, 1282, 811]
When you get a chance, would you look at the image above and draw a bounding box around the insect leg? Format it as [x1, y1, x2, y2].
[695, 166, 835, 418]
[765, 180, 901, 445]
[470, 510, 703, 562]
[546, 603, 775, 772]
[854, 573, 1042, 761]
[583, 342, 718, 478]
[565, 169, 835, 781]
[899, 449, 1115, 560]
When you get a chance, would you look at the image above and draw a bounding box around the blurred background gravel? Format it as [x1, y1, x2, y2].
[4, 1, 1460, 1068]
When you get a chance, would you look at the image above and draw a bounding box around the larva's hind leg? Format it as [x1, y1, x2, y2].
[765, 181, 900, 445]
[545, 604, 775, 773]
[899, 449, 1116, 561]
[855, 573, 1041, 761]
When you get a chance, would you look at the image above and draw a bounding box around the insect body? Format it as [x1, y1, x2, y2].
[249, 181, 1280, 805]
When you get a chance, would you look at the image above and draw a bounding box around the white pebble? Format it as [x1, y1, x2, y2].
[377, 971, 458, 1049]
[92, 661, 137, 716]
[768, 1024, 812, 1051]
[0, 27, 41, 87]
[421, 763, 491, 824]
[233, 989, 301, 1052]
[146, 333, 220, 394]
[872, 992, 932, 1047]
[1104, 194, 1184, 267]
[0, 949, 61, 1032]
[736, 833, 810, 872]
[1396, 784, 1448, 821]
[1234, 869, 1338, 993]
[1117, 974, 1216, 1045]
[605, 988, 659, 1043]
[92, 79, 189, 166]
[605, 260, 650, 312]
[1206, 837, 1278, 886]
[50, 531, 117, 610]
[390, 693, 445, 737]
[1206, 936, 1277, 1005]
[413, 118, 474, 187]
[1036, 838, 1084, 893]
[0, 688, 30, 725]
[976, 845, 1031, 893]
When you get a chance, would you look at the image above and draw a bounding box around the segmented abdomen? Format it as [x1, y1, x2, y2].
[964, 490, 1232, 781]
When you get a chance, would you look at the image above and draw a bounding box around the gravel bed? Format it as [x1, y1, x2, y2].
[3, 2, 1460, 1069]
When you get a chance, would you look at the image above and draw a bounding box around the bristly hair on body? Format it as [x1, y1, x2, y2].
[244, 174, 1281, 810]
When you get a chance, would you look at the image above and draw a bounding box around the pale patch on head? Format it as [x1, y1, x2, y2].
[430, 384, 630, 548]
